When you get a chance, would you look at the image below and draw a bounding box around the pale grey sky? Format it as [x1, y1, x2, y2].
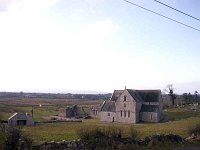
[0, 0, 200, 94]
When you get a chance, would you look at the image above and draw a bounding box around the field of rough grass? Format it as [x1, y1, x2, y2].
[21, 105, 200, 143]
[1, 98, 200, 144]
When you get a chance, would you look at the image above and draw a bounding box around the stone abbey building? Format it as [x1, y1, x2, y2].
[100, 88, 163, 123]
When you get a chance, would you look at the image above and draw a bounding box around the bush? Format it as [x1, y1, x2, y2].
[0, 115, 6, 150]
[147, 134, 183, 148]
[78, 126, 123, 149]
[0, 130, 6, 150]
[188, 123, 200, 136]
[4, 127, 33, 150]
[5, 127, 21, 150]
[104, 126, 122, 139]
[129, 126, 140, 140]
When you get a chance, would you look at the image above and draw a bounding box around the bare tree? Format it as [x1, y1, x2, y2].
[164, 84, 176, 106]
[194, 91, 198, 103]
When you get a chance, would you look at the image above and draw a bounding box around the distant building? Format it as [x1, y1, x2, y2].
[100, 88, 163, 123]
[8, 113, 34, 126]
[58, 105, 88, 119]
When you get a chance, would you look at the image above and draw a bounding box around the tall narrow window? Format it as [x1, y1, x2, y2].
[150, 114, 153, 120]
[120, 110, 122, 117]
[124, 96, 126, 101]
[124, 110, 126, 117]
[124, 103, 126, 107]
[128, 110, 130, 118]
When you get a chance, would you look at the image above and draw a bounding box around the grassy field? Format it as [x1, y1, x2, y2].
[1, 98, 200, 144]
[21, 114, 200, 143]
[0, 98, 102, 121]
[21, 105, 200, 143]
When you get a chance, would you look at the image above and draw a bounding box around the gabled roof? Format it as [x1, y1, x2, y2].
[101, 101, 116, 112]
[8, 113, 30, 120]
[110, 89, 161, 102]
[110, 90, 123, 101]
[126, 89, 143, 102]
[140, 105, 159, 112]
[136, 90, 161, 102]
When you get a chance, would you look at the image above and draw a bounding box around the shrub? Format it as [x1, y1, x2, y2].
[0, 132, 6, 149]
[0, 115, 6, 149]
[129, 125, 140, 140]
[5, 127, 21, 150]
[4, 127, 33, 150]
[104, 126, 122, 139]
[77, 126, 123, 149]
[188, 123, 200, 136]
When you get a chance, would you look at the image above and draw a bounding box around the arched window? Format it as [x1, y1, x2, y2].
[128, 110, 130, 117]
[124, 96, 126, 101]
[124, 110, 126, 117]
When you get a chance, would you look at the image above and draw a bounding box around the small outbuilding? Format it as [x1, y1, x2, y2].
[8, 113, 34, 126]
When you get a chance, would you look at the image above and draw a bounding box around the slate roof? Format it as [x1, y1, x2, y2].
[136, 90, 160, 102]
[140, 105, 159, 112]
[101, 101, 116, 112]
[8, 113, 31, 120]
[127, 89, 143, 102]
[110, 90, 123, 101]
[110, 89, 160, 102]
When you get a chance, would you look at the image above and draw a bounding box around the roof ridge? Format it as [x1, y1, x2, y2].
[110, 90, 124, 101]
[126, 89, 141, 102]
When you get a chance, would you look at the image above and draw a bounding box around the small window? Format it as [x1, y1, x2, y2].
[120, 111, 122, 117]
[124, 96, 126, 101]
[108, 113, 110, 116]
[128, 110, 130, 117]
[124, 110, 126, 117]
[124, 103, 126, 107]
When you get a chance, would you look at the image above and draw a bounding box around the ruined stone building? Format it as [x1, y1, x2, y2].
[58, 105, 88, 119]
[8, 113, 34, 126]
[100, 89, 163, 123]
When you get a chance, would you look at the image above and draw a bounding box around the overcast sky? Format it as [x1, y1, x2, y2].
[0, 0, 200, 94]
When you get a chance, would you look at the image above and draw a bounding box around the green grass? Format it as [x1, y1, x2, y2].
[0, 105, 59, 121]
[21, 116, 200, 143]
[1, 100, 200, 144]
[21, 105, 200, 143]
[163, 106, 200, 121]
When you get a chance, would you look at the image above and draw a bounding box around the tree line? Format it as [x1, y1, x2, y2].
[163, 84, 199, 107]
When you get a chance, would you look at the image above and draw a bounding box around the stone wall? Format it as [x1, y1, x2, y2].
[100, 112, 116, 122]
[140, 112, 158, 122]
[115, 90, 137, 123]
[32, 140, 84, 150]
[89, 105, 101, 118]
[31, 134, 185, 150]
[100, 89, 163, 124]
[136, 102, 142, 123]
